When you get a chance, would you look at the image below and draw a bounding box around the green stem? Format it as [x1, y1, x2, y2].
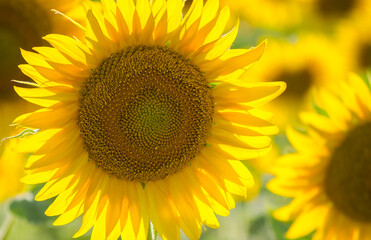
[0, 215, 15, 240]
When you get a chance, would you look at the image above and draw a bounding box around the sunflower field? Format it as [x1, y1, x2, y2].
[0, 0, 370, 239]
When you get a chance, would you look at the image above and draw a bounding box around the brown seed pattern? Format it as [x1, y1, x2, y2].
[325, 122, 371, 222]
[78, 45, 214, 182]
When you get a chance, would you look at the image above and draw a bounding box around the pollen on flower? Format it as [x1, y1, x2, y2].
[324, 122, 371, 222]
[78, 45, 214, 182]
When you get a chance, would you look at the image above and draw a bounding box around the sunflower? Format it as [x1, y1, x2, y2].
[227, 0, 304, 31]
[13, 0, 285, 239]
[241, 35, 347, 129]
[298, 0, 371, 27]
[336, 18, 371, 73]
[0, 0, 84, 202]
[0, 0, 84, 97]
[268, 73, 371, 239]
[0, 101, 32, 201]
[0, 138, 27, 202]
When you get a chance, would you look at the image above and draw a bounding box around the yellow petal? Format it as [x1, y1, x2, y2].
[20, 169, 58, 184]
[20, 49, 50, 67]
[146, 181, 180, 240]
[14, 86, 76, 107]
[166, 0, 182, 33]
[105, 178, 123, 238]
[91, 202, 108, 240]
[349, 73, 371, 113]
[136, 0, 151, 28]
[213, 81, 286, 107]
[216, 111, 279, 135]
[182, 168, 220, 228]
[53, 202, 83, 226]
[45, 184, 78, 216]
[31, 65, 79, 87]
[182, 0, 203, 30]
[286, 126, 328, 155]
[212, 140, 272, 160]
[18, 64, 61, 87]
[200, 40, 266, 79]
[299, 112, 340, 134]
[199, 0, 219, 28]
[117, 0, 135, 33]
[14, 128, 60, 153]
[194, 167, 234, 213]
[200, 19, 239, 61]
[42, 34, 98, 68]
[286, 205, 328, 239]
[315, 88, 351, 130]
[13, 103, 77, 129]
[204, 3, 230, 44]
[272, 188, 322, 222]
[86, 9, 115, 56]
[74, 187, 101, 237]
[167, 173, 202, 240]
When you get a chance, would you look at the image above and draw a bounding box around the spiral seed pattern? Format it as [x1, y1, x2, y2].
[78, 45, 214, 182]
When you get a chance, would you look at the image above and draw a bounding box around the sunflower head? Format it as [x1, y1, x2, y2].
[242, 35, 347, 129]
[268, 73, 371, 239]
[77, 45, 214, 182]
[337, 19, 371, 73]
[13, 0, 285, 239]
[0, 0, 84, 99]
[228, 0, 305, 31]
[304, 0, 371, 27]
[316, 0, 357, 17]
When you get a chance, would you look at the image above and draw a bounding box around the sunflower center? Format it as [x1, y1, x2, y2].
[273, 68, 313, 99]
[325, 122, 371, 222]
[78, 45, 214, 182]
[317, 0, 357, 17]
[359, 42, 371, 70]
[0, 0, 51, 98]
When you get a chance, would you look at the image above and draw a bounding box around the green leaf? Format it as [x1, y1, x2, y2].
[311, 97, 329, 118]
[9, 198, 51, 224]
[270, 215, 314, 240]
[274, 134, 296, 155]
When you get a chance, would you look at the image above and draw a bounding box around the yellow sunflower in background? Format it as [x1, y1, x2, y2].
[268, 73, 371, 239]
[0, 138, 27, 202]
[298, 0, 371, 27]
[0, 0, 87, 202]
[228, 0, 304, 31]
[336, 18, 371, 73]
[12, 0, 285, 239]
[242, 35, 347, 129]
[0, 0, 84, 89]
[0, 102, 30, 202]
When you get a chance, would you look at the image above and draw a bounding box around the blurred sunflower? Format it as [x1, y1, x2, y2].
[0, 139, 27, 202]
[0, 0, 87, 203]
[300, 0, 371, 27]
[242, 35, 347, 129]
[268, 73, 371, 239]
[0, 0, 84, 94]
[12, 0, 285, 239]
[227, 0, 304, 31]
[0, 102, 30, 202]
[336, 18, 371, 73]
